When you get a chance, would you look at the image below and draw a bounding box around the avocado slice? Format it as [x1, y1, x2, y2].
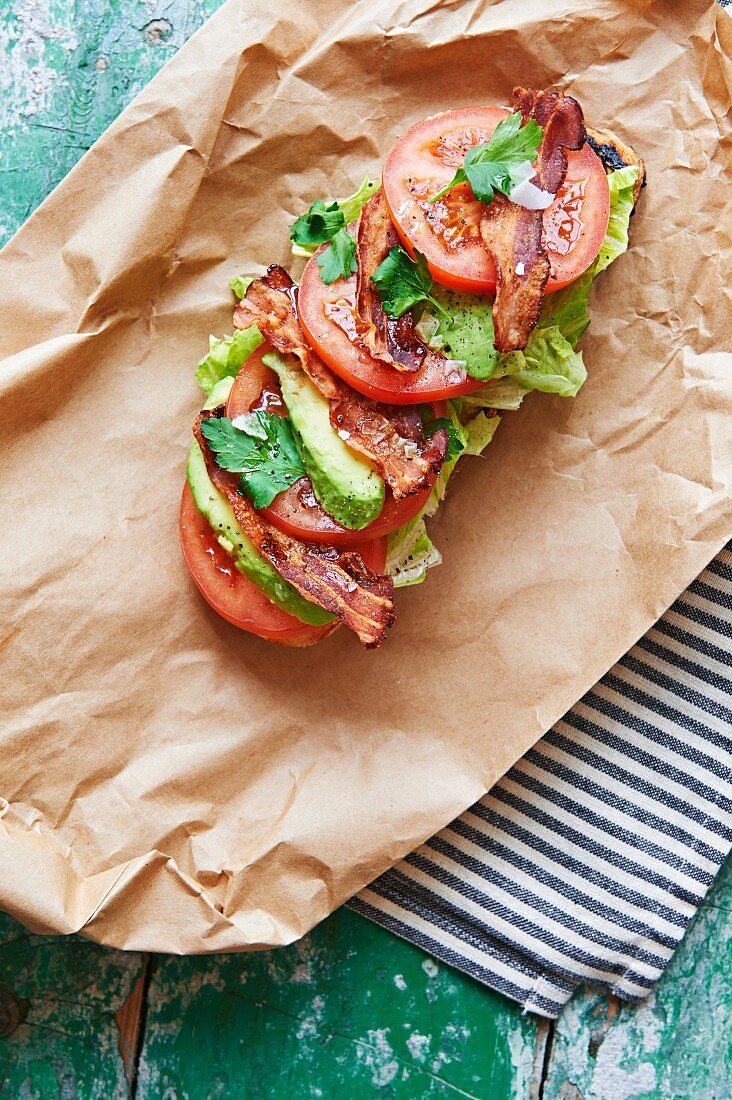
[430, 287, 500, 382]
[263, 351, 385, 531]
[186, 441, 335, 626]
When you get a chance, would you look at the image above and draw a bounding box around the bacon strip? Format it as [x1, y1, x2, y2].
[354, 191, 430, 373]
[235, 264, 338, 398]
[233, 266, 447, 499]
[481, 196, 547, 351]
[480, 87, 585, 352]
[194, 412, 396, 648]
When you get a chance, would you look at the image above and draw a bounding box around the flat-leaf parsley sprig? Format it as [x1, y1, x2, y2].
[429, 112, 544, 206]
[200, 412, 305, 509]
[290, 176, 380, 284]
[370, 246, 451, 322]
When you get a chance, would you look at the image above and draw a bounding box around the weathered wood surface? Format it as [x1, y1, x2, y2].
[135, 909, 544, 1098]
[1, 861, 730, 1097]
[0, 2, 730, 1096]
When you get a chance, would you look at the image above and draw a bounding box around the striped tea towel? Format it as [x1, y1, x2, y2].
[350, 543, 732, 1018]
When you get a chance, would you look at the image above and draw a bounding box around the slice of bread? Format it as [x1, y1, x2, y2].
[586, 126, 646, 205]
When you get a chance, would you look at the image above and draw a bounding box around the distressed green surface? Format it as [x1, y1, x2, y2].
[0, 913, 146, 1098]
[0, 1, 730, 1096]
[543, 856, 732, 1100]
[136, 908, 541, 1099]
[0, 0, 222, 246]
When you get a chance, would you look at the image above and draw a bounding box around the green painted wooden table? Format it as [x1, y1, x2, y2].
[1, 3, 730, 1097]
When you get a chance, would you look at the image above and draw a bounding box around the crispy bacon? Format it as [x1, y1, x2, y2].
[233, 266, 447, 499]
[354, 191, 430, 373]
[234, 265, 338, 399]
[194, 412, 396, 648]
[480, 87, 585, 352]
[328, 387, 446, 496]
[516, 87, 586, 194]
[481, 196, 548, 351]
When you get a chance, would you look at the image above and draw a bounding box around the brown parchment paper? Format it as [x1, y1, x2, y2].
[0, 0, 730, 953]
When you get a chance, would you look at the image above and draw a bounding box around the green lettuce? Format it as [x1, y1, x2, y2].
[425, 403, 501, 518]
[461, 376, 529, 411]
[594, 164, 639, 275]
[203, 375, 235, 410]
[386, 403, 501, 587]
[509, 326, 586, 398]
[386, 516, 442, 588]
[229, 274, 254, 299]
[195, 325, 263, 397]
[460, 408, 502, 457]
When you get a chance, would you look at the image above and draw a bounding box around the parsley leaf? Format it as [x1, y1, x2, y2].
[418, 407, 464, 461]
[290, 200, 345, 249]
[290, 176, 380, 284]
[430, 112, 543, 205]
[370, 246, 450, 320]
[200, 413, 305, 509]
[316, 226, 357, 284]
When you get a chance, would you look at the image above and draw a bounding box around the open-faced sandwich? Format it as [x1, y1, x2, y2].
[180, 87, 645, 648]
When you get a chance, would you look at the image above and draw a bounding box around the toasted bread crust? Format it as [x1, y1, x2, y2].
[586, 126, 646, 205]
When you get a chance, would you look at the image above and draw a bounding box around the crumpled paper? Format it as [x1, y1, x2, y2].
[0, 0, 730, 952]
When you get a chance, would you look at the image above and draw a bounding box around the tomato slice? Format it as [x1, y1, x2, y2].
[297, 258, 486, 404]
[180, 481, 387, 646]
[382, 105, 610, 294]
[225, 344, 444, 543]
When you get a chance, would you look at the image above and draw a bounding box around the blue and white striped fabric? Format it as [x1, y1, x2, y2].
[350, 544, 732, 1018]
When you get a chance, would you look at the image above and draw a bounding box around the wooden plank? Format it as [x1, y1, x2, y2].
[543, 853, 732, 1100]
[0, 913, 148, 1098]
[136, 906, 545, 1099]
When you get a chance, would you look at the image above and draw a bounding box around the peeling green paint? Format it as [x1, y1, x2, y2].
[136, 908, 540, 1098]
[544, 856, 732, 1100]
[0, 0, 222, 247]
[0, 920, 145, 1098]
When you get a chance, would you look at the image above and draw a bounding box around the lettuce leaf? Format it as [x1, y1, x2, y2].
[537, 275, 593, 350]
[461, 408, 502, 457]
[203, 375, 235, 410]
[386, 516, 442, 587]
[594, 164, 639, 275]
[229, 275, 254, 299]
[510, 326, 587, 398]
[425, 403, 501, 517]
[195, 325, 263, 396]
[460, 376, 529, 411]
[386, 403, 501, 586]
